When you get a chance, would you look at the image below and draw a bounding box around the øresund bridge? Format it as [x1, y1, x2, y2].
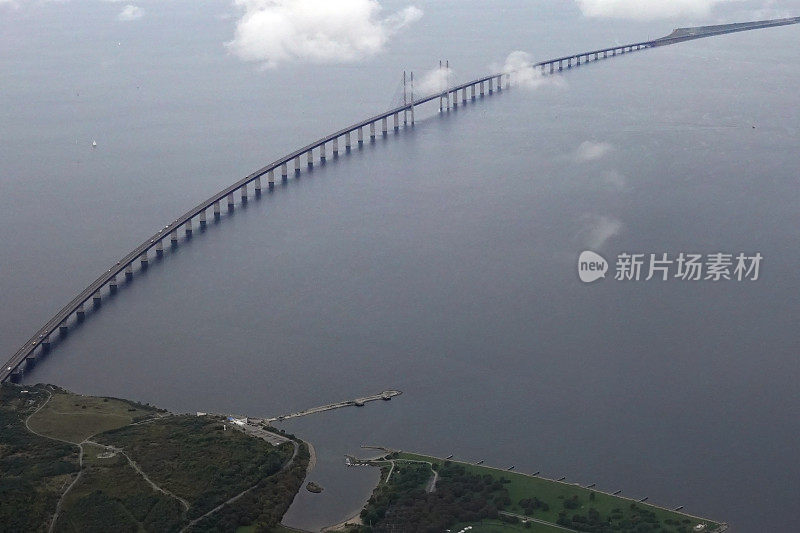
[3, 16, 798, 383]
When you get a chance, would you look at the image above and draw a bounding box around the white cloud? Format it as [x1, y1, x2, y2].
[575, 141, 614, 162]
[226, 0, 422, 67]
[118, 4, 144, 21]
[415, 65, 454, 95]
[574, 0, 745, 20]
[601, 169, 626, 189]
[579, 215, 622, 249]
[500, 51, 567, 90]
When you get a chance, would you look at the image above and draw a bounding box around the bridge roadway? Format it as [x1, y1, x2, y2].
[3, 16, 798, 383]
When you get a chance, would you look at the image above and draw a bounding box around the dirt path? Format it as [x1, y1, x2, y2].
[85, 440, 190, 511]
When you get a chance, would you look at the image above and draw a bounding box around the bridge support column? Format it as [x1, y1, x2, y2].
[59, 322, 68, 334]
[199, 208, 207, 228]
[281, 163, 288, 181]
[125, 263, 133, 279]
[320, 143, 326, 163]
[171, 229, 178, 245]
[550, 63, 554, 74]
[470, 84, 475, 100]
[559, 60, 563, 71]
[140, 251, 148, 267]
[370, 122, 376, 142]
[603, 50, 608, 58]
[567, 57, 572, 68]
[185, 219, 192, 236]
[254, 176, 261, 195]
[594, 52, 599, 60]
[76, 302, 85, 319]
[241, 184, 248, 203]
[346, 132, 352, 152]
[576, 55, 581, 66]
[42, 335, 50, 349]
[439, 94, 443, 112]
[93, 292, 101, 305]
[268, 170, 275, 190]
[381, 117, 387, 136]
[393, 113, 399, 132]
[410, 104, 415, 125]
[333, 137, 339, 157]
[541, 64, 545, 74]
[156, 239, 164, 257]
[227, 192, 235, 211]
[358, 127, 364, 146]
[445, 90, 450, 109]
[307, 150, 313, 169]
[480, 81, 484, 96]
[462, 88, 467, 104]
[110, 275, 117, 290]
[213, 201, 221, 219]
[497, 75, 503, 91]
[294, 156, 301, 175]
[488, 77, 493, 94]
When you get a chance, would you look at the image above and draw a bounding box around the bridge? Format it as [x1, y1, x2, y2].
[3, 16, 798, 383]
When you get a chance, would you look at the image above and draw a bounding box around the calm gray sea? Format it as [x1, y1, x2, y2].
[2, 1, 799, 531]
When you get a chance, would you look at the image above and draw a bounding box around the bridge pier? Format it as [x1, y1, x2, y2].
[213, 201, 220, 219]
[358, 127, 364, 146]
[125, 263, 133, 279]
[453, 89, 458, 108]
[241, 184, 248, 203]
[281, 163, 288, 182]
[604, 50, 608, 58]
[346, 132, 352, 151]
[140, 251, 148, 267]
[470, 84, 475, 100]
[76, 302, 85, 319]
[558, 60, 563, 71]
[381, 117, 387, 136]
[480, 81, 484, 97]
[185, 219, 192, 236]
[294, 156, 301, 175]
[254, 176, 261, 195]
[550, 63, 554, 74]
[268, 170, 275, 190]
[307, 150, 313, 169]
[92, 292, 101, 306]
[59, 322, 68, 334]
[370, 122, 376, 142]
[488, 77, 494, 94]
[462, 88, 467, 104]
[568, 57, 572, 68]
[171, 229, 178, 245]
[110, 275, 117, 291]
[320, 143, 326, 163]
[392, 113, 398, 132]
[42, 335, 50, 350]
[333, 137, 339, 157]
[156, 239, 163, 257]
[227, 192, 235, 211]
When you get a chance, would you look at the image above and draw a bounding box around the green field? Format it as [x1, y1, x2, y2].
[351, 451, 725, 533]
[1, 384, 309, 533]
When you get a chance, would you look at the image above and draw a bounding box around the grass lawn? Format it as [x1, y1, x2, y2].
[27, 388, 156, 443]
[395, 452, 723, 533]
